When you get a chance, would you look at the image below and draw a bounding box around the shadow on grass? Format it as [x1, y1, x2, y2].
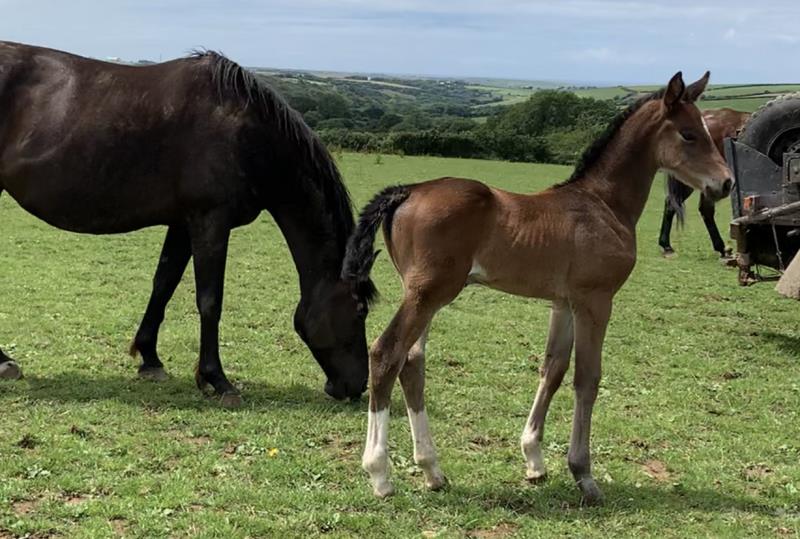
[5, 371, 366, 414]
[436, 479, 775, 520]
[756, 330, 800, 356]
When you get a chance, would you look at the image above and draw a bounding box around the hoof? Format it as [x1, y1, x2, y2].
[426, 473, 448, 492]
[0, 361, 22, 380]
[661, 248, 676, 258]
[525, 469, 548, 483]
[373, 481, 395, 498]
[138, 366, 168, 381]
[577, 478, 604, 507]
[722, 256, 738, 268]
[220, 391, 243, 409]
[194, 366, 210, 392]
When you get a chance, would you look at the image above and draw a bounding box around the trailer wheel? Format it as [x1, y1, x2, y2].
[738, 93, 800, 164]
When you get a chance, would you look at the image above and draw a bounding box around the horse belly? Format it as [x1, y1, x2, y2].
[3, 174, 176, 233]
[470, 249, 569, 300]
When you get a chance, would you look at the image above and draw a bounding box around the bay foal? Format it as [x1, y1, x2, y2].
[343, 72, 732, 503]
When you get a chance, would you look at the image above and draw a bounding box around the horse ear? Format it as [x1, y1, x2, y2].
[684, 71, 710, 103]
[663, 71, 685, 109]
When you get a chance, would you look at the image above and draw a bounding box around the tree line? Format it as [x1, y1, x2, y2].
[257, 72, 619, 165]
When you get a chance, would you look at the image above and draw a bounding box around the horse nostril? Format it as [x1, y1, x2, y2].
[722, 178, 732, 195]
[324, 380, 346, 401]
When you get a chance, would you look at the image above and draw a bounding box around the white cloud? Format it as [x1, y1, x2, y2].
[723, 28, 736, 40]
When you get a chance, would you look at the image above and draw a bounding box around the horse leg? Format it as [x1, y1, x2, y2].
[657, 197, 677, 255]
[0, 189, 22, 380]
[130, 226, 191, 380]
[187, 216, 239, 407]
[568, 294, 612, 506]
[363, 295, 438, 498]
[521, 300, 574, 481]
[699, 194, 728, 256]
[398, 323, 447, 491]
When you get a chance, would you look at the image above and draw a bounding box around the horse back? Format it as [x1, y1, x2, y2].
[0, 42, 258, 233]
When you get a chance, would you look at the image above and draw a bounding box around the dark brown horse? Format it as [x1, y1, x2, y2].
[343, 72, 731, 502]
[658, 108, 750, 256]
[0, 41, 372, 404]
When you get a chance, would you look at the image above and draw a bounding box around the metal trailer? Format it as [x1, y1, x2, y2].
[724, 94, 800, 286]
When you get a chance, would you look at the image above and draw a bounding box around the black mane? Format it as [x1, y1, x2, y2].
[192, 50, 356, 254]
[554, 88, 666, 188]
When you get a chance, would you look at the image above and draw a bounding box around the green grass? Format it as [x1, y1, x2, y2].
[570, 87, 631, 100]
[2, 153, 799, 538]
[703, 84, 800, 98]
[699, 96, 775, 112]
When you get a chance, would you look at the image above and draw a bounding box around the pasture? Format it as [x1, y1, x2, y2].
[474, 82, 800, 113]
[1, 153, 798, 538]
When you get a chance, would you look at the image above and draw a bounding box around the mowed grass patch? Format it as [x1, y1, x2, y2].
[1, 153, 798, 537]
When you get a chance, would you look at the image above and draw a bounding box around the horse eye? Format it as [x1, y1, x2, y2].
[680, 130, 696, 142]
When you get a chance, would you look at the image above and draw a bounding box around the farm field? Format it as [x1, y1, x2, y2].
[1, 153, 799, 538]
[473, 82, 800, 113]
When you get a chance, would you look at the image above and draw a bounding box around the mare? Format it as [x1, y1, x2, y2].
[0, 42, 373, 404]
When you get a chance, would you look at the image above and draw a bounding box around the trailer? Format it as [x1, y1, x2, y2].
[724, 93, 800, 296]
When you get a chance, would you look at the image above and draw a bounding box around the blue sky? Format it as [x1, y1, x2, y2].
[1, 1, 796, 84]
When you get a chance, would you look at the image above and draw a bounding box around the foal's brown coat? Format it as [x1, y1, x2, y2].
[343, 72, 732, 502]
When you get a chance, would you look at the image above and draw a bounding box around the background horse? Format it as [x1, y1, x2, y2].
[0, 42, 372, 404]
[658, 108, 750, 257]
[342, 72, 731, 503]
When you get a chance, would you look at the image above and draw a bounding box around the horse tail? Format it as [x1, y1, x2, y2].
[666, 174, 687, 226]
[341, 185, 411, 303]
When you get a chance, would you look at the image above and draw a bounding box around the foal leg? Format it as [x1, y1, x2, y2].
[187, 216, 239, 407]
[0, 190, 22, 380]
[521, 301, 574, 481]
[363, 297, 437, 498]
[130, 226, 191, 380]
[399, 323, 446, 491]
[699, 194, 728, 256]
[568, 295, 612, 506]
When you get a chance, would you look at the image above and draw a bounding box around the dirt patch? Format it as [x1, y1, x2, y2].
[169, 429, 213, 446]
[742, 464, 772, 481]
[641, 459, 672, 482]
[469, 435, 494, 448]
[467, 523, 519, 539]
[17, 434, 39, 449]
[12, 499, 38, 515]
[63, 494, 90, 506]
[187, 435, 212, 446]
[110, 517, 128, 536]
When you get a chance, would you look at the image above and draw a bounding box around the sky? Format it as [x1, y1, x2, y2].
[0, 0, 797, 85]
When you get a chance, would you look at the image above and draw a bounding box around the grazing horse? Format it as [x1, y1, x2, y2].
[0, 42, 372, 404]
[342, 72, 731, 503]
[658, 108, 750, 256]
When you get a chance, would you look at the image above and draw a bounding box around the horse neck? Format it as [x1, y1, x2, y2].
[579, 107, 661, 229]
[269, 193, 349, 297]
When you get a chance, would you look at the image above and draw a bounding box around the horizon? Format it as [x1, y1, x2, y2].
[1, 1, 797, 85]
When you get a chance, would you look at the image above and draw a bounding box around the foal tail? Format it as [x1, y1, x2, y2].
[341, 185, 411, 301]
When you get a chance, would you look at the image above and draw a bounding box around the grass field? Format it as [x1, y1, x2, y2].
[1, 153, 799, 538]
[472, 81, 800, 114]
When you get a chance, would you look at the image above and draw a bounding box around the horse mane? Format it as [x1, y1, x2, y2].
[190, 50, 356, 255]
[554, 87, 667, 188]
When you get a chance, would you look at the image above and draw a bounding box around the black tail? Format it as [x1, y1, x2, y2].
[342, 185, 411, 303]
[667, 174, 692, 226]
